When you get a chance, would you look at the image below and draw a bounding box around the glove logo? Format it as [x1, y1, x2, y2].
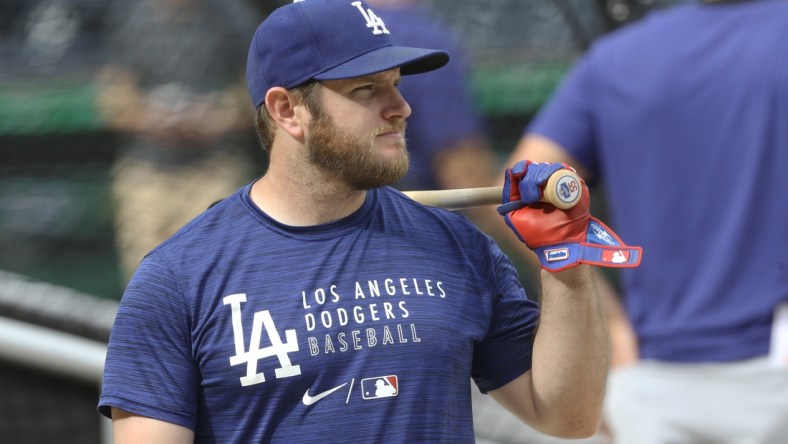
[602, 250, 630, 264]
[544, 248, 570, 262]
[553, 173, 581, 206]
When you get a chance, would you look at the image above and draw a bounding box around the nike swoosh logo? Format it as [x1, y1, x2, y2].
[302, 383, 348, 406]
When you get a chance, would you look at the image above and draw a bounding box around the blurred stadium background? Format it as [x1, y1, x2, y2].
[0, 0, 685, 442]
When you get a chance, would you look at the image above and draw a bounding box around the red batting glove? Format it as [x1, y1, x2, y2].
[498, 161, 642, 272]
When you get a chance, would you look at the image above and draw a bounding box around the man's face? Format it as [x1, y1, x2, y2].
[304, 69, 412, 190]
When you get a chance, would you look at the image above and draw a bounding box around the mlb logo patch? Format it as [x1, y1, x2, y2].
[602, 250, 629, 264]
[361, 375, 398, 400]
[544, 248, 569, 262]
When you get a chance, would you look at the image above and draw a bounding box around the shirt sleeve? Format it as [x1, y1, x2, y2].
[471, 239, 540, 393]
[527, 52, 601, 178]
[98, 253, 199, 431]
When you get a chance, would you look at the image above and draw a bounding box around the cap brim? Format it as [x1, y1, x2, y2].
[313, 46, 449, 81]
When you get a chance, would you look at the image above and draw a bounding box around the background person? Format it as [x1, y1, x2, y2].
[95, 0, 259, 283]
[507, 0, 788, 442]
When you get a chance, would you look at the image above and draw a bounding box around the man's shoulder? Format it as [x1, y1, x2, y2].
[153, 188, 252, 256]
[378, 187, 478, 223]
[375, 187, 491, 244]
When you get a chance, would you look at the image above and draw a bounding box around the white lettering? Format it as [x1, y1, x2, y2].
[352, 330, 362, 350]
[324, 335, 335, 354]
[306, 324, 420, 356]
[383, 302, 395, 319]
[315, 288, 326, 305]
[337, 307, 349, 326]
[397, 324, 408, 344]
[353, 305, 364, 323]
[308, 336, 319, 356]
[399, 278, 411, 295]
[437, 281, 446, 298]
[367, 328, 377, 347]
[399, 301, 409, 318]
[369, 303, 380, 321]
[412, 278, 423, 295]
[424, 280, 434, 296]
[303, 286, 341, 307]
[320, 310, 332, 328]
[368, 280, 381, 297]
[383, 325, 395, 344]
[305, 313, 315, 331]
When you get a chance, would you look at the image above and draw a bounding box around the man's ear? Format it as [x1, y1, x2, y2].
[265, 87, 306, 139]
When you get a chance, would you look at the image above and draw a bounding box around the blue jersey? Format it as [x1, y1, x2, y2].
[98, 184, 538, 443]
[529, 0, 788, 362]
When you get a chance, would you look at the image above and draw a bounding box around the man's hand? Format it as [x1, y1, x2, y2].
[498, 161, 642, 272]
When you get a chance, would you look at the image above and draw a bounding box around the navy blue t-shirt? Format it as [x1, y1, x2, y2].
[99, 184, 538, 443]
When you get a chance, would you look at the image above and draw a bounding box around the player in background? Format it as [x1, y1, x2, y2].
[507, 0, 788, 442]
[95, 0, 259, 284]
[98, 1, 640, 442]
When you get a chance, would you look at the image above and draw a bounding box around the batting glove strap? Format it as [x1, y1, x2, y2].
[534, 218, 643, 272]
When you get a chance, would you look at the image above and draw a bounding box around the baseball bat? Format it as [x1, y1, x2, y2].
[404, 169, 582, 210]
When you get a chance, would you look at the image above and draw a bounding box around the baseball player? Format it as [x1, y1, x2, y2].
[98, 1, 640, 442]
[508, 0, 788, 443]
[96, 0, 258, 284]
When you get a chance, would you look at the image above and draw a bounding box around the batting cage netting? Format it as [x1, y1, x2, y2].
[0, 1, 684, 443]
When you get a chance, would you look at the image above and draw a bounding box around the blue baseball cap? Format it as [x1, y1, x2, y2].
[246, 0, 450, 108]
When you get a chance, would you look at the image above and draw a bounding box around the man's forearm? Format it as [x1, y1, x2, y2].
[530, 265, 610, 436]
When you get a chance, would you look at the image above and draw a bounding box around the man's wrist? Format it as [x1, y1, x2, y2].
[534, 243, 583, 272]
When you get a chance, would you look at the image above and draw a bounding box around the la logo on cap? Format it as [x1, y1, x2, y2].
[351, 1, 390, 35]
[292, 0, 390, 36]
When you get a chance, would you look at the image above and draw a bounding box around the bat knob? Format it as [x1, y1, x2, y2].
[542, 169, 582, 209]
